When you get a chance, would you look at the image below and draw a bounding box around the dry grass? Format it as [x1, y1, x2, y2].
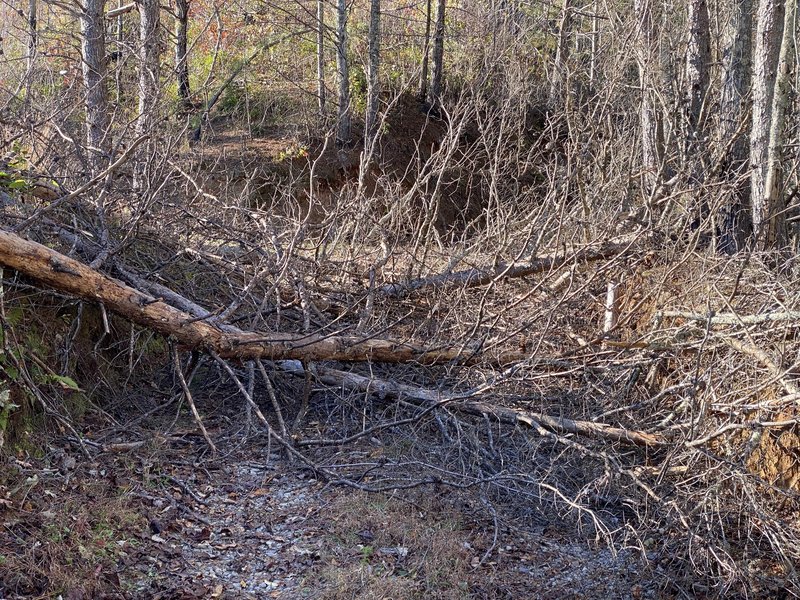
[310, 491, 473, 599]
[0, 457, 146, 598]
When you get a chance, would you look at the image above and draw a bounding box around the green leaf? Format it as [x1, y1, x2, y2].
[1, 363, 19, 381]
[49, 374, 82, 392]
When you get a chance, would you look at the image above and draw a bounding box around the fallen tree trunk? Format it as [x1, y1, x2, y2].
[279, 362, 665, 447]
[658, 309, 800, 325]
[0, 229, 534, 365]
[380, 242, 631, 297]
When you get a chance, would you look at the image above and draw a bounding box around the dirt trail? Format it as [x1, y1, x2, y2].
[2, 441, 663, 599]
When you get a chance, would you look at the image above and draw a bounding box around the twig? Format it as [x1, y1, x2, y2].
[14, 135, 149, 233]
[173, 347, 217, 454]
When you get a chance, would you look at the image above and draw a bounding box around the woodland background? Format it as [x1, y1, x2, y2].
[1, 0, 800, 596]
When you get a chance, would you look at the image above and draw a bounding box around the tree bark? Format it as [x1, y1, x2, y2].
[685, 0, 710, 136]
[419, 0, 432, 101]
[26, 0, 37, 88]
[717, 0, 753, 253]
[336, 0, 351, 145]
[750, 0, 785, 246]
[317, 0, 326, 114]
[175, 0, 191, 110]
[364, 0, 381, 144]
[80, 0, 111, 173]
[0, 229, 534, 366]
[136, 0, 161, 136]
[549, 0, 573, 107]
[760, 0, 796, 250]
[634, 0, 663, 195]
[427, 0, 445, 109]
[589, 0, 600, 86]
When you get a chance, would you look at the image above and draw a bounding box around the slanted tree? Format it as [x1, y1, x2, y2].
[80, 0, 110, 173]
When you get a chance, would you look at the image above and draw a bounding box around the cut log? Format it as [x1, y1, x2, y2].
[0, 229, 533, 365]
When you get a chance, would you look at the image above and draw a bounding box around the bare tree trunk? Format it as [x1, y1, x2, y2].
[80, 0, 110, 173]
[364, 0, 380, 144]
[419, 0, 432, 102]
[634, 0, 664, 196]
[137, 0, 161, 136]
[589, 0, 599, 86]
[761, 0, 796, 250]
[317, 0, 326, 114]
[26, 0, 37, 91]
[427, 0, 445, 109]
[717, 0, 753, 253]
[549, 0, 573, 107]
[175, 0, 191, 110]
[685, 0, 710, 136]
[335, 0, 351, 145]
[750, 0, 785, 246]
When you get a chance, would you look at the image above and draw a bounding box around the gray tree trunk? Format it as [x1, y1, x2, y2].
[549, 0, 573, 106]
[717, 0, 753, 253]
[26, 0, 37, 80]
[80, 0, 110, 173]
[175, 0, 190, 109]
[685, 0, 710, 135]
[137, 0, 161, 136]
[336, 0, 351, 144]
[20, 0, 38, 101]
[317, 0, 326, 114]
[365, 0, 381, 144]
[419, 0, 432, 101]
[750, 0, 785, 246]
[427, 0, 445, 109]
[761, 0, 796, 250]
[634, 0, 663, 195]
[589, 0, 599, 86]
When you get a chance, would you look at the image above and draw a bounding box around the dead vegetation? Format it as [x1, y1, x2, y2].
[2, 9, 800, 598]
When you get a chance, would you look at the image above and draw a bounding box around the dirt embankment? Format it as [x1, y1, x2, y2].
[194, 93, 544, 233]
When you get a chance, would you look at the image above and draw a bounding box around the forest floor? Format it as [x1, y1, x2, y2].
[1, 414, 665, 599]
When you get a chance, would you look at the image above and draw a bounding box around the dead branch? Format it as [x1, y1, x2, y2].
[722, 337, 800, 396]
[280, 362, 666, 447]
[658, 309, 800, 326]
[106, 3, 135, 18]
[380, 242, 631, 297]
